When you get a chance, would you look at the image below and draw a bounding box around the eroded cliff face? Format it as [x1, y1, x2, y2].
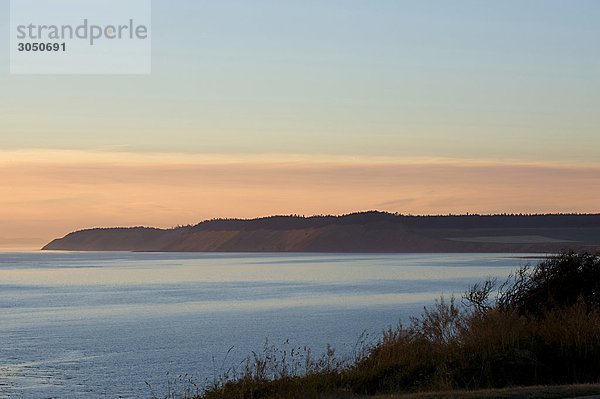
[43, 212, 600, 253]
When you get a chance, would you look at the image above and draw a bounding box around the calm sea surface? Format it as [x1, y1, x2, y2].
[0, 252, 541, 398]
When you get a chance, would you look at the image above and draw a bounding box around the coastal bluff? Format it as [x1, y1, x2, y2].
[43, 212, 600, 253]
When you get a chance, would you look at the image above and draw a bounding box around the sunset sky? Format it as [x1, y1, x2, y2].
[1, 0, 599, 247]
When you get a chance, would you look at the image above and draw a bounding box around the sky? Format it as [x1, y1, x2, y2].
[0, 0, 599, 247]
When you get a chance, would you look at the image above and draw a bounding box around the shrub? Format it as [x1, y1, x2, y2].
[497, 252, 600, 314]
[199, 252, 600, 399]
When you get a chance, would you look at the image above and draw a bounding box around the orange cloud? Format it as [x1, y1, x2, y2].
[1, 151, 599, 248]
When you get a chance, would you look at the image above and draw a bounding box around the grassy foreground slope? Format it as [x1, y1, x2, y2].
[197, 253, 600, 399]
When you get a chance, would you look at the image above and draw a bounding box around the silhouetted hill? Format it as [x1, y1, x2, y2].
[42, 212, 600, 253]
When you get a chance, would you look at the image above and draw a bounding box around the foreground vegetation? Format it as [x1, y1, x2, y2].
[197, 253, 600, 399]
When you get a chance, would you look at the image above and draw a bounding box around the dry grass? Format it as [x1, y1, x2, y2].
[196, 253, 600, 399]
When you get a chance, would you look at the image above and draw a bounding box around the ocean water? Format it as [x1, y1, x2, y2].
[0, 252, 540, 398]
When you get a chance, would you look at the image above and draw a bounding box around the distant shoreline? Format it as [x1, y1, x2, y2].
[42, 211, 600, 253]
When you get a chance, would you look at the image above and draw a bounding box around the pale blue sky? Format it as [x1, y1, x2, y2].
[1, 0, 599, 161]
